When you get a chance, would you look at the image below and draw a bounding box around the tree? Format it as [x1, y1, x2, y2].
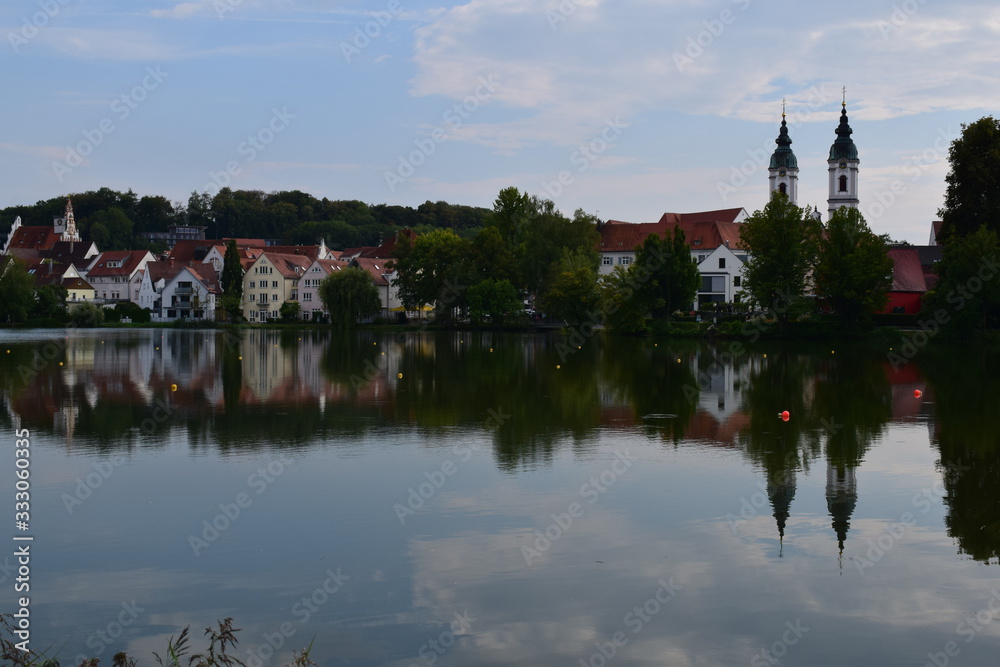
[69, 301, 105, 327]
[33, 284, 68, 322]
[392, 229, 474, 318]
[939, 116, 1000, 242]
[740, 192, 821, 325]
[601, 266, 649, 334]
[221, 239, 244, 322]
[86, 207, 134, 250]
[318, 267, 381, 328]
[0, 258, 35, 323]
[538, 251, 601, 326]
[467, 278, 520, 326]
[814, 207, 893, 328]
[923, 226, 1000, 335]
[634, 228, 700, 320]
[279, 300, 301, 323]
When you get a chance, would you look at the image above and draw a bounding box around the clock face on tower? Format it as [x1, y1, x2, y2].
[839, 161, 847, 169]
[779, 169, 786, 177]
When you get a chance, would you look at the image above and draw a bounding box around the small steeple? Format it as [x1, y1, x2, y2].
[829, 100, 859, 161]
[827, 92, 860, 218]
[768, 99, 799, 204]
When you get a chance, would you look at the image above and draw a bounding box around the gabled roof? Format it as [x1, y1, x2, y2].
[888, 247, 927, 293]
[175, 263, 222, 294]
[350, 256, 392, 286]
[315, 258, 350, 274]
[359, 229, 416, 259]
[259, 252, 312, 279]
[39, 241, 99, 266]
[265, 245, 325, 260]
[5, 225, 62, 251]
[166, 240, 220, 264]
[87, 251, 151, 278]
[144, 260, 189, 286]
[599, 209, 747, 253]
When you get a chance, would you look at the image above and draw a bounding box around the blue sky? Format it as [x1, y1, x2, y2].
[2, 0, 998, 243]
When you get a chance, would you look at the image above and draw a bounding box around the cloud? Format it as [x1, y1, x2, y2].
[151, 2, 204, 19]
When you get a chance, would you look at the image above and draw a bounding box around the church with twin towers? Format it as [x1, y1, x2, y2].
[768, 96, 860, 220]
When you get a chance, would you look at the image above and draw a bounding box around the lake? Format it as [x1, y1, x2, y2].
[2, 328, 999, 666]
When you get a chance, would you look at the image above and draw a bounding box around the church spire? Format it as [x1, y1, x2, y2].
[61, 197, 81, 243]
[768, 100, 799, 204]
[827, 95, 860, 219]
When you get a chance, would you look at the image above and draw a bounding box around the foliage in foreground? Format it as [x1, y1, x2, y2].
[0, 616, 314, 667]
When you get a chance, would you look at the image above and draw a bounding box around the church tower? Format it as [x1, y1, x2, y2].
[827, 95, 860, 219]
[768, 102, 799, 204]
[60, 198, 81, 243]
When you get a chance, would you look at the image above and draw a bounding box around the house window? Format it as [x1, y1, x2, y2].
[249, 310, 257, 322]
[839, 175, 848, 192]
[272, 280, 278, 288]
[250, 294, 256, 302]
[719, 258, 726, 269]
[619, 257, 631, 266]
[304, 293, 312, 301]
[250, 281, 255, 288]
[602, 256, 612, 266]
[272, 294, 278, 302]
[734, 276, 741, 287]
[291, 290, 298, 300]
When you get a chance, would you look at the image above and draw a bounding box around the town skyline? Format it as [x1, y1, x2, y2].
[4, 0, 999, 244]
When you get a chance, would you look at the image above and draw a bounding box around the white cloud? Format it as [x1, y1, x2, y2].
[151, 2, 204, 19]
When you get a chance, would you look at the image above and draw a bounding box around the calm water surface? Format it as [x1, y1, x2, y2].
[1, 329, 999, 666]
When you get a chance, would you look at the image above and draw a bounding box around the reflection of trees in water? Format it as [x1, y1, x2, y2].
[921, 346, 1000, 564]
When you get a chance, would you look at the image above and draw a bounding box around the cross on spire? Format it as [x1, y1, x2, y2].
[782, 98, 786, 119]
[842, 85, 847, 107]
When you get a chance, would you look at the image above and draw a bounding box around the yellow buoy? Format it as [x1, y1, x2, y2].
[238, 356, 243, 360]
[763, 354, 767, 359]
[171, 384, 178, 391]
[556, 365, 561, 369]
[59, 362, 63, 366]
[397, 373, 403, 379]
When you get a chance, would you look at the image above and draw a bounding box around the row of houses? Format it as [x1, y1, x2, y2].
[2, 200, 409, 322]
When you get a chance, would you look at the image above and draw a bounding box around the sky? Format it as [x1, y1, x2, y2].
[2, 0, 999, 244]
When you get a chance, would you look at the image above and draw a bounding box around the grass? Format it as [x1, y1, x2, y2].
[0, 616, 314, 667]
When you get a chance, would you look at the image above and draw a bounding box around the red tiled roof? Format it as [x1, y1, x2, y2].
[599, 211, 746, 253]
[360, 229, 416, 259]
[262, 252, 312, 279]
[265, 245, 324, 260]
[181, 263, 222, 294]
[888, 247, 927, 293]
[350, 256, 391, 286]
[145, 260, 188, 285]
[87, 251, 151, 277]
[166, 240, 221, 264]
[6, 225, 61, 251]
[316, 258, 349, 274]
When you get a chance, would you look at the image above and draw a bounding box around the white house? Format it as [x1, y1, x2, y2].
[297, 258, 350, 321]
[85, 250, 154, 305]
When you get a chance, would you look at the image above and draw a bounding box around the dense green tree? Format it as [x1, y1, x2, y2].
[69, 301, 105, 327]
[86, 207, 134, 250]
[467, 278, 520, 325]
[279, 300, 301, 323]
[601, 266, 648, 334]
[392, 228, 475, 317]
[318, 267, 381, 328]
[221, 239, 244, 322]
[0, 258, 36, 323]
[538, 251, 601, 326]
[521, 203, 599, 297]
[923, 225, 1000, 335]
[740, 191, 821, 325]
[634, 228, 701, 320]
[135, 195, 182, 235]
[939, 116, 1000, 242]
[814, 207, 892, 328]
[33, 284, 68, 322]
